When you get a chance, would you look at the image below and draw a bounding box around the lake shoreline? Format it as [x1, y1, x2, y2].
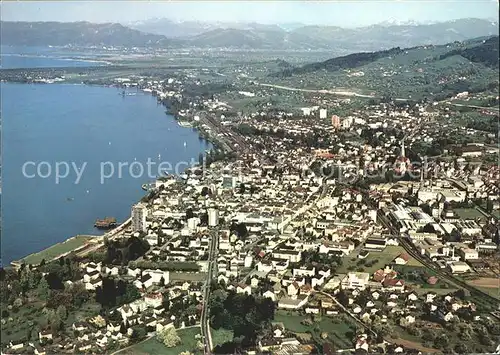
[4, 77, 233, 268]
[2, 81, 213, 266]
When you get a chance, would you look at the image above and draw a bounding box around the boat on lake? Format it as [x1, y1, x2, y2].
[94, 217, 117, 229]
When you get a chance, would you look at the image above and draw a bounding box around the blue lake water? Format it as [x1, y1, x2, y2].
[1, 61, 209, 264]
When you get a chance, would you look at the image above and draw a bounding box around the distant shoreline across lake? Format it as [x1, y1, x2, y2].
[0, 45, 111, 69]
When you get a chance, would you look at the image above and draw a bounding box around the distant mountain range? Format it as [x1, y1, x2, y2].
[127, 18, 220, 39]
[127, 18, 296, 38]
[0, 21, 173, 47]
[128, 17, 499, 52]
[1, 18, 498, 53]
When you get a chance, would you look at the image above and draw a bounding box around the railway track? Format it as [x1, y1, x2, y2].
[375, 208, 499, 309]
[337, 180, 499, 308]
[398, 237, 499, 308]
[201, 114, 266, 160]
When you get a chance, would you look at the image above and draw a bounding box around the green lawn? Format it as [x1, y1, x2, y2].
[338, 246, 422, 274]
[210, 328, 233, 347]
[170, 272, 207, 282]
[274, 311, 309, 333]
[121, 327, 201, 355]
[393, 325, 420, 342]
[17, 235, 94, 265]
[318, 318, 356, 348]
[454, 208, 485, 220]
[273, 311, 356, 348]
[406, 257, 425, 268]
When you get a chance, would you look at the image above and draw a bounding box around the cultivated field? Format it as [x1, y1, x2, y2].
[388, 338, 441, 353]
[467, 277, 500, 288]
[467, 278, 500, 299]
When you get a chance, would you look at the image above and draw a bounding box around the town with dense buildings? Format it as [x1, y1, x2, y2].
[1, 35, 500, 355]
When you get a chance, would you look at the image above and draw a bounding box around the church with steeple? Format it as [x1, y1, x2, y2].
[395, 139, 410, 175]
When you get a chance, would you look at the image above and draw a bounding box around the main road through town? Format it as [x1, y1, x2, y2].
[200, 228, 219, 354]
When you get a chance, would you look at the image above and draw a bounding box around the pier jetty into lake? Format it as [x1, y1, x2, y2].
[10, 235, 97, 268]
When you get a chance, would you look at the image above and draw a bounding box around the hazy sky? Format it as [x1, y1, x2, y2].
[2, 1, 499, 27]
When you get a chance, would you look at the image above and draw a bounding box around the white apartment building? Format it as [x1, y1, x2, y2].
[132, 202, 148, 232]
[458, 247, 479, 260]
[341, 272, 370, 290]
[208, 208, 219, 227]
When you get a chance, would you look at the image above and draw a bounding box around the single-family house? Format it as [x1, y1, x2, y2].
[236, 284, 251, 295]
[263, 290, 276, 301]
[394, 253, 410, 265]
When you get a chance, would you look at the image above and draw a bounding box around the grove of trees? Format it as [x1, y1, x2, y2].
[209, 288, 275, 349]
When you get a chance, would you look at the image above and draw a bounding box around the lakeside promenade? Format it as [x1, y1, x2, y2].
[10, 218, 132, 268]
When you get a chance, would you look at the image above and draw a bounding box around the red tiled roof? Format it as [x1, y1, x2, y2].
[373, 270, 385, 282]
[385, 271, 398, 279]
[300, 284, 312, 292]
[397, 253, 410, 262]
